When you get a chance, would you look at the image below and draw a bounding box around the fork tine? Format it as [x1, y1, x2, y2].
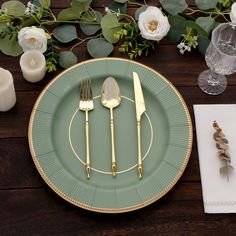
[83, 80, 87, 100]
[89, 80, 92, 99]
[80, 80, 83, 100]
[86, 80, 89, 100]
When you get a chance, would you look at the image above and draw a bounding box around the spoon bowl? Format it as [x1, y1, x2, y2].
[101, 77, 121, 109]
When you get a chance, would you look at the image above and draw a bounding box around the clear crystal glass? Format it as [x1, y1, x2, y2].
[198, 23, 236, 95]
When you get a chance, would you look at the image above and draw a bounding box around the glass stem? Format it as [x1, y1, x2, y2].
[207, 70, 221, 86]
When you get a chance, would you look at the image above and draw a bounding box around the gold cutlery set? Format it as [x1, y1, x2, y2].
[79, 72, 146, 179]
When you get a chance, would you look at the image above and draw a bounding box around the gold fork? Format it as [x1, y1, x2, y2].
[79, 80, 94, 179]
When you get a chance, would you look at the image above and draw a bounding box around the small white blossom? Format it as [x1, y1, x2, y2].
[230, 2, 236, 24]
[193, 36, 198, 40]
[138, 6, 170, 41]
[105, 7, 109, 12]
[177, 42, 185, 49]
[179, 49, 185, 54]
[18, 26, 50, 53]
[25, 2, 38, 15]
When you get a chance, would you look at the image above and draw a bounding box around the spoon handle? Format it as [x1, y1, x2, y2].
[110, 108, 116, 176]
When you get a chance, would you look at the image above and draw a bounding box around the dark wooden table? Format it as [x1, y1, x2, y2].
[1, 0, 236, 235]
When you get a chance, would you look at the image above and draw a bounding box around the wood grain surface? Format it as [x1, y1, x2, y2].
[1, 0, 236, 235]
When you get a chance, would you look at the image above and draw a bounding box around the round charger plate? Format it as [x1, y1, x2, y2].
[28, 58, 193, 213]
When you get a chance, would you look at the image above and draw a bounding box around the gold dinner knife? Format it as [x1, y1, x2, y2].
[133, 72, 146, 179]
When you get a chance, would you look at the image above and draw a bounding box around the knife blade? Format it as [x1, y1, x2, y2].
[133, 72, 146, 179]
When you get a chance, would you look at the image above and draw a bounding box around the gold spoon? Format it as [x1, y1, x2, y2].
[101, 77, 121, 177]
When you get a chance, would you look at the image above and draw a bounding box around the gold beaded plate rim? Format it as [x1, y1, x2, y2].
[28, 57, 193, 213]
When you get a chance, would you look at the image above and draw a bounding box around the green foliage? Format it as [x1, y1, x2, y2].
[87, 38, 113, 58]
[0, 0, 234, 70]
[53, 24, 78, 43]
[58, 51, 78, 68]
[197, 35, 210, 55]
[57, 0, 89, 20]
[39, 0, 51, 9]
[166, 15, 187, 42]
[107, 1, 128, 16]
[160, 0, 188, 15]
[195, 0, 218, 10]
[185, 21, 207, 37]
[116, 23, 155, 59]
[195, 17, 215, 36]
[0, 33, 22, 56]
[101, 12, 122, 43]
[1, 1, 26, 17]
[80, 11, 102, 35]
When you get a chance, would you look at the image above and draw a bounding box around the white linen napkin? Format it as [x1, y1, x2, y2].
[194, 104, 236, 213]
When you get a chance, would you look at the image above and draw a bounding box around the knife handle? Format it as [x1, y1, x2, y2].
[137, 120, 143, 179]
[85, 110, 91, 179]
[110, 108, 116, 177]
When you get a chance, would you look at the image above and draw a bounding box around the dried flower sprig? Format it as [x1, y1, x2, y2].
[213, 121, 234, 181]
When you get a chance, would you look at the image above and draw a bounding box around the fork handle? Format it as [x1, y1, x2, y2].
[110, 108, 116, 177]
[85, 110, 91, 179]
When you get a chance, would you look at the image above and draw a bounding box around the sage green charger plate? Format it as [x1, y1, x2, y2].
[29, 58, 193, 213]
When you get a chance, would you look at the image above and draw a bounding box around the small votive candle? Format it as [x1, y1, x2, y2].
[20, 50, 46, 83]
[0, 68, 16, 112]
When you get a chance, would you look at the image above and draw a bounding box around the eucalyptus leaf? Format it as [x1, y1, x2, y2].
[39, 0, 51, 8]
[72, 0, 89, 16]
[114, 0, 128, 3]
[166, 15, 187, 42]
[135, 6, 148, 21]
[159, 0, 188, 15]
[101, 12, 122, 43]
[195, 17, 215, 36]
[185, 20, 208, 36]
[195, 0, 218, 10]
[58, 51, 78, 68]
[21, 17, 38, 27]
[53, 25, 78, 43]
[80, 11, 102, 35]
[107, 2, 127, 15]
[1, 0, 26, 17]
[57, 8, 79, 20]
[197, 35, 210, 56]
[87, 38, 113, 58]
[0, 34, 23, 57]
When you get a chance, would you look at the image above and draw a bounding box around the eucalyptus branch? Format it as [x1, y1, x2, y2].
[213, 121, 234, 181]
[70, 33, 102, 52]
[186, 6, 230, 22]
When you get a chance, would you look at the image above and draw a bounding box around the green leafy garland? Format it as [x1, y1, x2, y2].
[0, 0, 234, 72]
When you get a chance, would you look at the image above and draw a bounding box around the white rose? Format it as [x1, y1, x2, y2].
[138, 6, 170, 41]
[230, 2, 236, 24]
[18, 26, 50, 53]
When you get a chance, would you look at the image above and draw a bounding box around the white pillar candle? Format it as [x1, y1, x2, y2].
[0, 68, 16, 112]
[19, 50, 46, 83]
